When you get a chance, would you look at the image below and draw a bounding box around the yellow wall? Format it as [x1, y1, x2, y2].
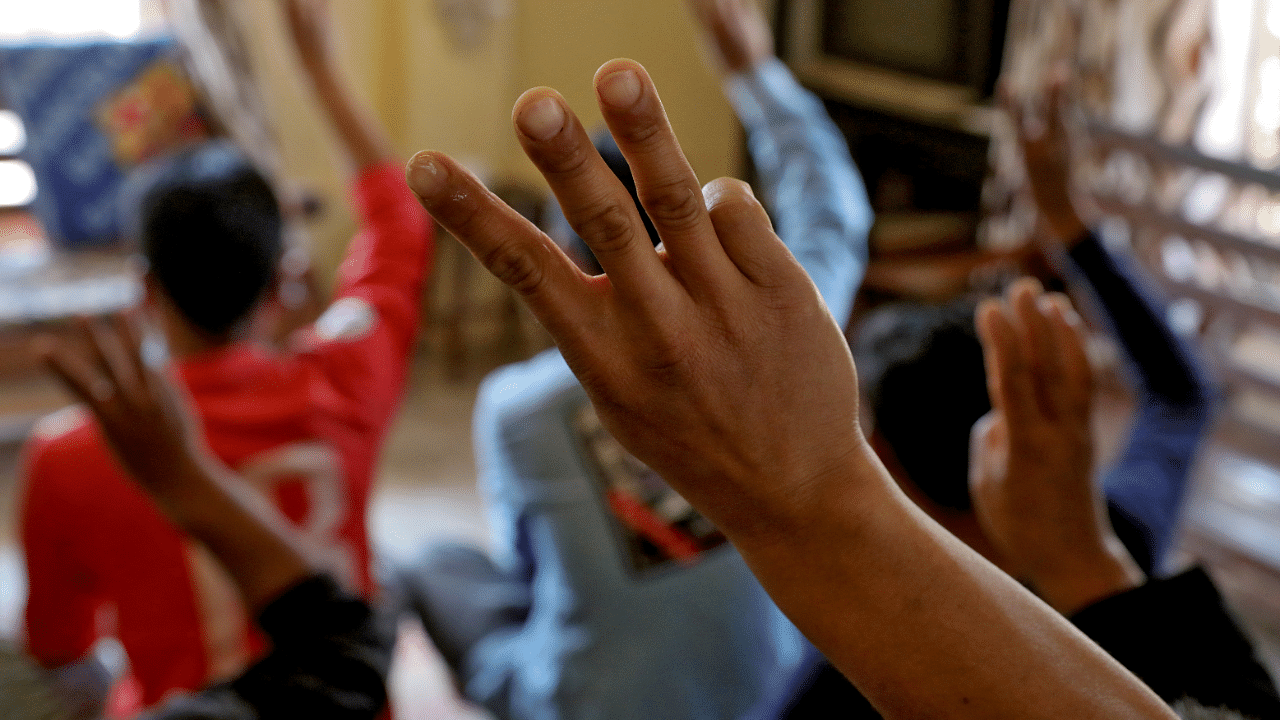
[237, 0, 741, 285]
[503, 0, 740, 186]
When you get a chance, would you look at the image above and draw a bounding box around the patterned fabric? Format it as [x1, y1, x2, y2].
[0, 38, 209, 246]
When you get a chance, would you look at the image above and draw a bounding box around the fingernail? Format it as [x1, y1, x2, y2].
[518, 97, 565, 141]
[598, 69, 642, 108]
[406, 152, 444, 197]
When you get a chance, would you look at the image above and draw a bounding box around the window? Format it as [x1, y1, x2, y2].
[994, 0, 1280, 665]
[0, 0, 166, 41]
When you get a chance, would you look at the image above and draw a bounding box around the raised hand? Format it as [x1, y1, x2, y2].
[281, 0, 393, 169]
[686, 0, 775, 75]
[39, 316, 309, 610]
[1001, 71, 1091, 245]
[39, 316, 207, 505]
[971, 279, 1144, 614]
[405, 59, 1178, 720]
[407, 59, 865, 543]
[283, 0, 336, 73]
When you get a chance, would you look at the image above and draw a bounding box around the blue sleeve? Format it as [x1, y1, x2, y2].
[726, 59, 873, 326]
[1067, 233, 1213, 569]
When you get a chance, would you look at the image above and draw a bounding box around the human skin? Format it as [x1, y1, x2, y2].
[39, 317, 310, 614]
[403, 58, 1178, 720]
[971, 281, 1146, 616]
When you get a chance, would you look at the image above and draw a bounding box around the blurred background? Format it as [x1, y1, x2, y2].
[3, 0, 1280, 716]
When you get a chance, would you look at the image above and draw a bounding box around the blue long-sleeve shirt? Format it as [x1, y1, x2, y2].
[464, 59, 872, 720]
[1069, 233, 1213, 573]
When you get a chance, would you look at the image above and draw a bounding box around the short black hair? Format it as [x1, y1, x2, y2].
[124, 141, 283, 338]
[854, 300, 990, 511]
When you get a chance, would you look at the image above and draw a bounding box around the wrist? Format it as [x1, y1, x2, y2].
[1027, 540, 1145, 615]
[146, 456, 230, 530]
[1043, 213, 1089, 248]
[726, 439, 900, 560]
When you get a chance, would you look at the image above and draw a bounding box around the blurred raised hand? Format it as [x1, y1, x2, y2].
[686, 0, 774, 75]
[281, 0, 394, 169]
[970, 279, 1144, 614]
[39, 316, 308, 611]
[283, 0, 337, 73]
[1002, 71, 1092, 245]
[40, 316, 207, 504]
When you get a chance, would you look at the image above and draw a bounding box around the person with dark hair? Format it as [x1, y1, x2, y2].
[856, 300, 992, 512]
[393, 1, 872, 718]
[133, 144, 285, 340]
[6, 315, 392, 720]
[404, 50, 1188, 720]
[852, 87, 1211, 576]
[18, 0, 432, 711]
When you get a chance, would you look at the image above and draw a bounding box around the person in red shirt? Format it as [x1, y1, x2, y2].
[18, 0, 432, 710]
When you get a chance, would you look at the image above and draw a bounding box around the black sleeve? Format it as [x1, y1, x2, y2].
[144, 576, 393, 720]
[231, 575, 392, 719]
[1070, 568, 1280, 719]
[1067, 232, 1208, 409]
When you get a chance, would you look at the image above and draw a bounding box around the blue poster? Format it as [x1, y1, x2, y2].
[0, 38, 207, 248]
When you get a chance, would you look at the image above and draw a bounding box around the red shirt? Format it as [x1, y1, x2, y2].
[19, 163, 432, 709]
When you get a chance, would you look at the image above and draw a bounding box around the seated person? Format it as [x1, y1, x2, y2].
[7, 316, 391, 720]
[783, 72, 1219, 719]
[405, 50, 1195, 719]
[395, 1, 873, 718]
[19, 0, 432, 708]
[971, 279, 1280, 719]
[855, 78, 1211, 577]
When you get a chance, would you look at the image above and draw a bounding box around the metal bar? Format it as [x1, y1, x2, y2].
[1154, 277, 1280, 329]
[1095, 197, 1280, 267]
[1087, 119, 1280, 192]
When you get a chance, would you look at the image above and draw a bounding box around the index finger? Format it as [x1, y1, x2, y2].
[977, 299, 1038, 425]
[405, 152, 589, 342]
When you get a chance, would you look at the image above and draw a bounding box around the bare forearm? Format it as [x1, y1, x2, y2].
[732, 446, 1177, 720]
[302, 60, 396, 170]
[156, 459, 311, 614]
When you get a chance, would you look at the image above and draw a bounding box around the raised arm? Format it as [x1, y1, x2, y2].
[403, 58, 1177, 720]
[689, 0, 872, 323]
[39, 318, 390, 719]
[970, 282, 1280, 717]
[282, 0, 432, 429]
[1009, 77, 1212, 567]
[284, 0, 395, 171]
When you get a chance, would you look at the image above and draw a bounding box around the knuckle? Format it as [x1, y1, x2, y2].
[480, 240, 547, 297]
[641, 181, 702, 231]
[575, 202, 637, 256]
[612, 119, 662, 147]
[538, 139, 595, 179]
[432, 186, 485, 235]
